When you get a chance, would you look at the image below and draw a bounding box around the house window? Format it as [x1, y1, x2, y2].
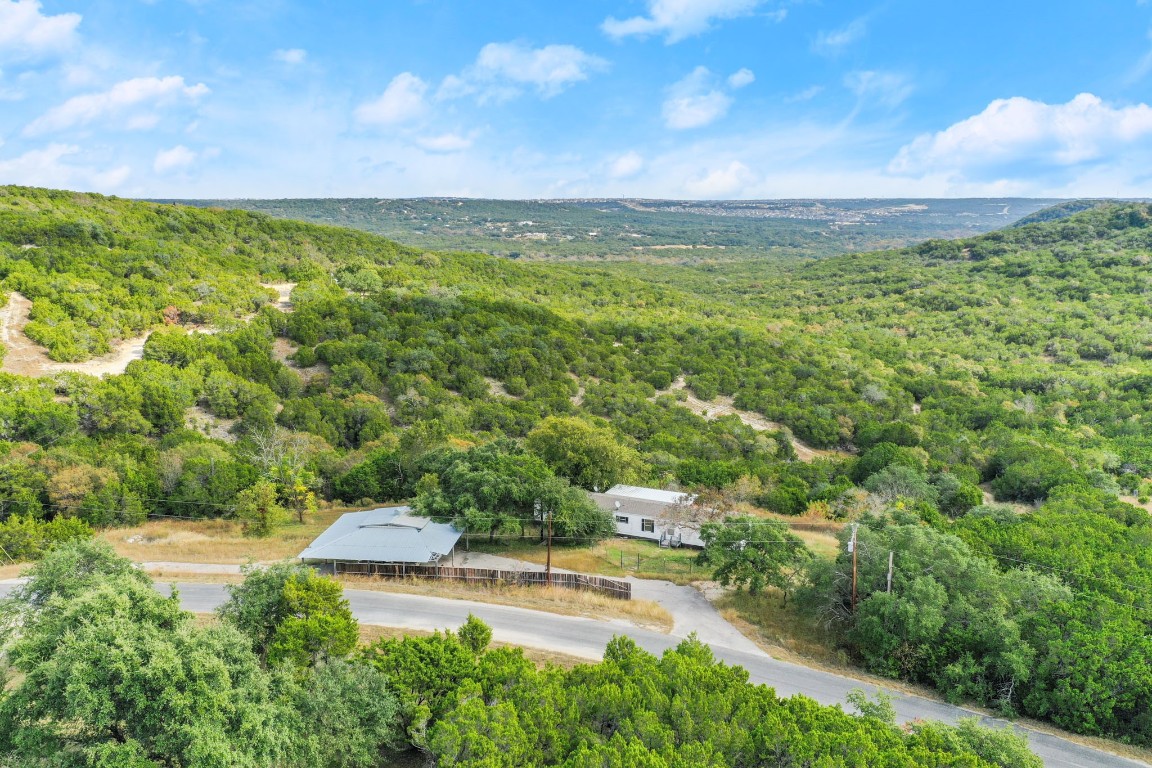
[615, 515, 629, 524]
[641, 519, 655, 533]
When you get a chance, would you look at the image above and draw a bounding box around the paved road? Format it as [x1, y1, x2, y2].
[451, 550, 763, 654]
[164, 582, 1147, 768]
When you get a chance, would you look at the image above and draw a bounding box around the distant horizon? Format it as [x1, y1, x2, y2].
[153, 195, 1077, 204]
[4, 2, 1152, 199]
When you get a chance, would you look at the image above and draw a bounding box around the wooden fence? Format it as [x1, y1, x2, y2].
[331, 562, 631, 600]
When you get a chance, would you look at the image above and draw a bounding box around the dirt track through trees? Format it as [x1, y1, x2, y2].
[1, 283, 296, 379]
[653, 377, 846, 462]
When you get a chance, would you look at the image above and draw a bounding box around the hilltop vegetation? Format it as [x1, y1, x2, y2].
[172, 196, 1059, 261]
[2, 186, 1152, 745]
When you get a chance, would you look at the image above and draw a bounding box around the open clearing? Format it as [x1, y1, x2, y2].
[100, 510, 349, 564]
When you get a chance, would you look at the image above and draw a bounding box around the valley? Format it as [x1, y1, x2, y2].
[172, 196, 1063, 261]
[3, 186, 1152, 765]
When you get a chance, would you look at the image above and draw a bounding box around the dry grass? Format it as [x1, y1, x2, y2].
[99, 507, 360, 564]
[148, 571, 245, 584]
[338, 575, 672, 632]
[154, 569, 671, 632]
[472, 537, 704, 585]
[716, 589, 848, 669]
[0, 563, 29, 580]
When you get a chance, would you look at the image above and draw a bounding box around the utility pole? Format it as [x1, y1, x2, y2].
[886, 550, 894, 593]
[545, 504, 553, 583]
[848, 523, 859, 613]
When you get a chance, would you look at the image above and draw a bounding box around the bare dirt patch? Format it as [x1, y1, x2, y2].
[485, 376, 517, 398]
[1120, 495, 1152, 514]
[653, 377, 846, 462]
[184, 406, 238, 442]
[261, 282, 296, 313]
[271, 337, 328, 382]
[1, 282, 297, 379]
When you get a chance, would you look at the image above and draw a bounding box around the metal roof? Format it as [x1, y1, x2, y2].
[602, 484, 695, 505]
[299, 506, 461, 564]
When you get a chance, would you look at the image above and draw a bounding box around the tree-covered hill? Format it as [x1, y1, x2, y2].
[3, 187, 1152, 745]
[1010, 199, 1114, 227]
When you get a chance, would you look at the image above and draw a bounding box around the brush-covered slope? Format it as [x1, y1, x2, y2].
[4, 190, 1152, 745]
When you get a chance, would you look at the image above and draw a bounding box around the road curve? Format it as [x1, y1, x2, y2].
[164, 582, 1147, 768]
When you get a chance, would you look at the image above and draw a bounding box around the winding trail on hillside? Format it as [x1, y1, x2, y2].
[0, 283, 296, 378]
[652, 377, 847, 462]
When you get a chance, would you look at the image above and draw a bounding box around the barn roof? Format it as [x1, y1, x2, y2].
[298, 506, 461, 564]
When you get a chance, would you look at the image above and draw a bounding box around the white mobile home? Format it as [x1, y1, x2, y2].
[590, 484, 706, 548]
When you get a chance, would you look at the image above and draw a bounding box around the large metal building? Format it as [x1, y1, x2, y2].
[298, 506, 461, 569]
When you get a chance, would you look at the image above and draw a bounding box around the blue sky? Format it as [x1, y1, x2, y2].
[2, 0, 1152, 199]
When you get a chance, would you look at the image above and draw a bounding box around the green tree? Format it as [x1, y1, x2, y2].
[281, 660, 401, 768]
[0, 541, 287, 767]
[526, 416, 644, 491]
[697, 516, 810, 598]
[234, 480, 288, 537]
[218, 562, 358, 667]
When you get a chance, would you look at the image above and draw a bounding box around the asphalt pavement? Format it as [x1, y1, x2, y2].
[164, 581, 1148, 768]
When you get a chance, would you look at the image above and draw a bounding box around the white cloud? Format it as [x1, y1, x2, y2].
[463, 42, 609, 99]
[890, 93, 1152, 175]
[609, 150, 644, 178]
[727, 68, 755, 89]
[786, 85, 823, 103]
[416, 133, 472, 152]
[0, 143, 129, 189]
[0, 67, 23, 100]
[662, 67, 733, 130]
[603, 0, 770, 43]
[154, 145, 197, 173]
[355, 72, 429, 126]
[24, 76, 210, 135]
[273, 48, 307, 65]
[845, 70, 913, 108]
[0, 0, 80, 62]
[684, 160, 755, 197]
[813, 17, 868, 56]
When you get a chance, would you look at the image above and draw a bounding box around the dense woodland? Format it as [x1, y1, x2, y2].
[2, 186, 1152, 747]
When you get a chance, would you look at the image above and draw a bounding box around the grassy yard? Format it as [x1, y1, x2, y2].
[99, 507, 358, 564]
[467, 536, 705, 584]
